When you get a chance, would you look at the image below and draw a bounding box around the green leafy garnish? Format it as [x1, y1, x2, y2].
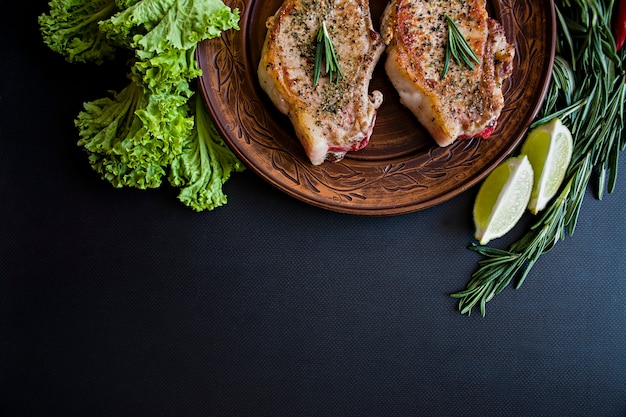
[313, 21, 344, 86]
[75, 76, 192, 189]
[451, 0, 626, 316]
[442, 13, 480, 78]
[38, 0, 119, 64]
[39, 0, 243, 211]
[169, 94, 245, 211]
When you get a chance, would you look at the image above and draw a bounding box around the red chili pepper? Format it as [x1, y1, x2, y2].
[615, 0, 626, 51]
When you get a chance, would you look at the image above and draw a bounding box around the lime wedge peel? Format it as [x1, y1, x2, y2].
[520, 118, 573, 214]
[473, 155, 534, 245]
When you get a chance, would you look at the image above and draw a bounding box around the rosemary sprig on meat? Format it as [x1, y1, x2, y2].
[313, 21, 344, 86]
[451, 0, 626, 316]
[442, 14, 480, 78]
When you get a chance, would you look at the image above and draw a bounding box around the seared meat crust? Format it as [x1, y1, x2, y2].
[381, 0, 515, 147]
[258, 0, 385, 165]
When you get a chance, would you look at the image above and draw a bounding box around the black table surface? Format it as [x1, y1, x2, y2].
[2, 3, 626, 417]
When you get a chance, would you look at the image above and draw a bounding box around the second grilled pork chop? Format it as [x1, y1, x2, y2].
[381, 0, 515, 147]
[258, 0, 385, 165]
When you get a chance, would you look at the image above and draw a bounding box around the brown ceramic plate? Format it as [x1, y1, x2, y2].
[197, 0, 556, 215]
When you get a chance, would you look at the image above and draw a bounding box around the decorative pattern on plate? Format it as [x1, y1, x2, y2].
[197, 0, 555, 215]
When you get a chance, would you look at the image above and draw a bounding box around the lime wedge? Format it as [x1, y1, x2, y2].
[473, 155, 534, 245]
[520, 118, 573, 214]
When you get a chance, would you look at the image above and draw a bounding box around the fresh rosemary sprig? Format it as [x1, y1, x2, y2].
[313, 21, 344, 86]
[451, 0, 626, 316]
[442, 13, 480, 78]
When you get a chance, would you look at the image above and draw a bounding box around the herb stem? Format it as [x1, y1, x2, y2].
[442, 14, 480, 78]
[313, 21, 343, 86]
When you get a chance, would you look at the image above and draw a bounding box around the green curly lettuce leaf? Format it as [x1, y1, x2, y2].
[75, 77, 193, 188]
[39, 0, 120, 64]
[42, 0, 243, 210]
[132, 45, 202, 97]
[99, 0, 240, 54]
[169, 94, 245, 211]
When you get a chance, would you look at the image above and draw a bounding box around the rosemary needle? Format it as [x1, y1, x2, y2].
[313, 21, 344, 86]
[442, 14, 480, 78]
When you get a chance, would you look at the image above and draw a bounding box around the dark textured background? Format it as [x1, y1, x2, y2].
[1, 2, 625, 417]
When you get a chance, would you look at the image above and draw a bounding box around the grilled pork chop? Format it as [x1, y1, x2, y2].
[258, 0, 385, 165]
[381, 0, 515, 147]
